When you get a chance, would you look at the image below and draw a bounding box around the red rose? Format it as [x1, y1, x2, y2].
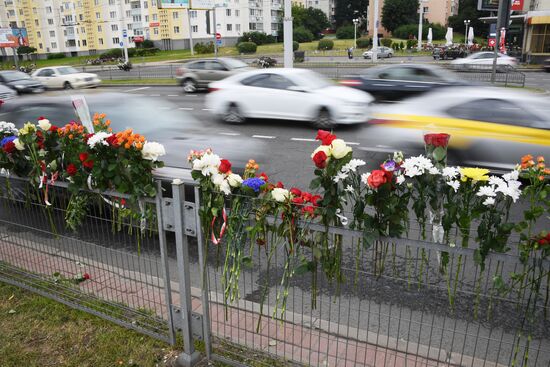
[83, 273, 91, 280]
[38, 116, 46, 120]
[79, 152, 89, 162]
[276, 181, 284, 188]
[302, 192, 312, 202]
[292, 196, 304, 205]
[424, 133, 450, 148]
[218, 159, 232, 174]
[67, 163, 77, 176]
[302, 205, 316, 217]
[312, 150, 328, 169]
[290, 187, 302, 197]
[3, 141, 15, 154]
[311, 195, 322, 206]
[538, 238, 549, 246]
[49, 125, 58, 132]
[106, 135, 119, 147]
[36, 130, 43, 139]
[367, 170, 388, 189]
[83, 160, 94, 169]
[259, 172, 269, 181]
[315, 129, 337, 146]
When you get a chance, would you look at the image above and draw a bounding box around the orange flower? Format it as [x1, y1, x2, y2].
[522, 154, 533, 163]
[93, 120, 99, 126]
[124, 142, 131, 149]
[545, 168, 550, 175]
[538, 163, 546, 170]
[99, 113, 106, 119]
[539, 176, 545, 181]
[537, 156, 545, 163]
[135, 142, 143, 150]
[529, 160, 535, 167]
[68, 134, 74, 139]
[108, 128, 112, 132]
[105, 120, 111, 126]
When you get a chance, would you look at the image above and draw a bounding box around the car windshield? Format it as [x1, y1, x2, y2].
[292, 70, 332, 89]
[1, 71, 31, 81]
[222, 58, 248, 69]
[57, 67, 79, 75]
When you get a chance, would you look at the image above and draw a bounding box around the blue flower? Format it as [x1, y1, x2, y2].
[0, 136, 16, 147]
[242, 177, 265, 193]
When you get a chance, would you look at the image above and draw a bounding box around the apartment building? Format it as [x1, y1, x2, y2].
[0, 0, 282, 56]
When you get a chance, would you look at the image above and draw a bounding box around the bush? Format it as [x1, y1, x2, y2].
[356, 37, 372, 49]
[400, 41, 405, 50]
[293, 41, 299, 51]
[194, 42, 215, 54]
[237, 32, 276, 46]
[47, 52, 65, 60]
[134, 47, 159, 56]
[140, 39, 155, 49]
[406, 39, 415, 49]
[293, 26, 314, 43]
[391, 42, 399, 50]
[100, 48, 123, 58]
[237, 42, 257, 54]
[392, 23, 447, 41]
[336, 25, 355, 39]
[380, 38, 393, 47]
[317, 39, 334, 50]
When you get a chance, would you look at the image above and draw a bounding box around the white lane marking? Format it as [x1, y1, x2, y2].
[202, 108, 213, 111]
[149, 94, 161, 96]
[167, 94, 179, 97]
[123, 86, 151, 92]
[359, 146, 395, 153]
[219, 132, 240, 136]
[252, 135, 276, 139]
[178, 107, 194, 110]
[185, 94, 198, 97]
[345, 141, 360, 145]
[291, 138, 316, 142]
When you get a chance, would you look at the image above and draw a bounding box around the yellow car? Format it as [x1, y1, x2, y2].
[359, 86, 550, 172]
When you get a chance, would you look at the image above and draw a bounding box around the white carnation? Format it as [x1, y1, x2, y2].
[271, 188, 289, 202]
[503, 170, 519, 182]
[141, 141, 166, 161]
[361, 172, 371, 185]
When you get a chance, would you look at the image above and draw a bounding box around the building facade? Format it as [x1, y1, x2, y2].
[0, 0, 282, 56]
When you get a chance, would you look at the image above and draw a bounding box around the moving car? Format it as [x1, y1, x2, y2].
[176, 58, 253, 93]
[543, 58, 550, 73]
[432, 46, 466, 60]
[363, 47, 394, 59]
[205, 68, 373, 128]
[31, 66, 101, 89]
[360, 86, 550, 172]
[0, 84, 18, 101]
[339, 64, 469, 102]
[451, 52, 518, 70]
[0, 71, 44, 94]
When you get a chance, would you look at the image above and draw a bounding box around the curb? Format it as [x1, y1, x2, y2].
[100, 83, 179, 87]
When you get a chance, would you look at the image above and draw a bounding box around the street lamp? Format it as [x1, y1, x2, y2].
[353, 18, 359, 49]
[464, 19, 470, 45]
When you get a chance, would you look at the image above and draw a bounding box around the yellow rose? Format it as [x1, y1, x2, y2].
[330, 139, 352, 159]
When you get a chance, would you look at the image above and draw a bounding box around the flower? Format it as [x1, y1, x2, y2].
[428, 167, 440, 175]
[442, 166, 460, 179]
[488, 176, 506, 187]
[521, 154, 533, 163]
[396, 175, 405, 185]
[218, 159, 232, 174]
[393, 151, 404, 163]
[271, 188, 289, 202]
[311, 145, 331, 159]
[477, 185, 496, 197]
[315, 130, 337, 145]
[292, 196, 304, 204]
[361, 172, 371, 185]
[242, 177, 265, 193]
[19, 122, 35, 136]
[447, 180, 460, 192]
[141, 142, 165, 161]
[79, 153, 89, 162]
[290, 187, 302, 197]
[259, 172, 268, 181]
[0, 121, 16, 133]
[402, 155, 434, 177]
[66, 163, 77, 176]
[483, 197, 495, 206]
[312, 150, 328, 169]
[311, 195, 322, 206]
[345, 185, 354, 193]
[382, 160, 397, 172]
[3, 141, 15, 154]
[83, 159, 94, 169]
[0, 136, 16, 147]
[367, 170, 387, 189]
[87, 132, 113, 148]
[302, 205, 316, 217]
[333, 171, 349, 183]
[330, 139, 352, 159]
[423, 133, 450, 147]
[37, 118, 51, 131]
[460, 167, 490, 182]
[342, 159, 366, 173]
[83, 273, 90, 280]
[227, 173, 242, 187]
[13, 138, 24, 151]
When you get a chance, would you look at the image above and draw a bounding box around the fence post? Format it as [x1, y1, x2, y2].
[170, 64, 174, 78]
[172, 181, 201, 367]
[109, 66, 112, 80]
[505, 68, 509, 87]
[138, 65, 141, 79]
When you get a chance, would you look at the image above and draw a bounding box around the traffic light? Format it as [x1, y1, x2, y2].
[496, 0, 512, 31]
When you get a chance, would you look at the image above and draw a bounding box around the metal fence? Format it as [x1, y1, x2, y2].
[1, 173, 548, 367]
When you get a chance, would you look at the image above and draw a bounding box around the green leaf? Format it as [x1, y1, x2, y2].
[108, 163, 117, 171]
[294, 261, 313, 275]
[432, 146, 447, 161]
[309, 178, 321, 190]
[242, 256, 253, 268]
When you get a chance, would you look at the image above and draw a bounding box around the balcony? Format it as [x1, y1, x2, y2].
[271, 16, 278, 22]
[130, 7, 141, 16]
[249, 1, 262, 8]
[65, 26, 76, 40]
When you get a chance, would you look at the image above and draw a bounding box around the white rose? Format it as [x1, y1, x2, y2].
[311, 145, 331, 159]
[271, 188, 289, 202]
[211, 173, 225, 187]
[219, 180, 231, 195]
[13, 138, 24, 151]
[141, 141, 166, 161]
[227, 173, 243, 188]
[330, 139, 352, 159]
[37, 118, 51, 131]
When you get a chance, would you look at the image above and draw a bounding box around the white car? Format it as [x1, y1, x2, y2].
[451, 52, 518, 70]
[205, 68, 373, 128]
[32, 66, 101, 89]
[363, 47, 394, 59]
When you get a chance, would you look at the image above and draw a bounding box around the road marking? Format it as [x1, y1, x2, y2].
[219, 132, 240, 136]
[345, 141, 360, 145]
[291, 138, 316, 142]
[178, 107, 194, 110]
[359, 146, 395, 153]
[123, 86, 151, 92]
[167, 94, 179, 97]
[202, 108, 213, 111]
[252, 135, 276, 139]
[149, 94, 161, 96]
[185, 94, 198, 97]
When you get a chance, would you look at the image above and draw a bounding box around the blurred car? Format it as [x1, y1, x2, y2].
[338, 64, 469, 102]
[432, 46, 466, 60]
[543, 58, 550, 72]
[176, 58, 253, 93]
[451, 52, 518, 70]
[360, 87, 550, 172]
[31, 66, 101, 89]
[363, 47, 394, 59]
[0, 84, 17, 101]
[0, 91, 267, 170]
[205, 68, 373, 128]
[0, 71, 44, 94]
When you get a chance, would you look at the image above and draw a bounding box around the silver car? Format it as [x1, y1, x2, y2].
[363, 47, 395, 59]
[175, 58, 252, 93]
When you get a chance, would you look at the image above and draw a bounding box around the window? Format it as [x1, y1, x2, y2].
[99, 38, 104, 45]
[46, 6, 52, 13]
[530, 24, 550, 53]
[446, 99, 538, 126]
[79, 14, 83, 21]
[206, 61, 227, 71]
[34, 19, 39, 26]
[6, 9, 14, 17]
[82, 40, 87, 46]
[188, 61, 206, 69]
[32, 7, 36, 13]
[128, 24, 133, 30]
[190, 10, 197, 18]
[154, 28, 159, 35]
[39, 43, 43, 49]
[96, 12, 100, 19]
[133, 15, 141, 21]
[235, 9, 240, 16]
[47, 18, 54, 25]
[37, 68, 55, 77]
[227, 24, 232, 31]
[111, 24, 118, 31]
[126, 10, 131, 17]
[109, 0, 115, 4]
[153, 13, 157, 20]
[110, 11, 116, 18]
[423, 6, 428, 13]
[66, 39, 76, 47]
[64, 14, 73, 23]
[192, 25, 198, 32]
[97, 25, 102, 32]
[236, 24, 241, 32]
[226, 9, 231, 16]
[113, 37, 120, 44]
[81, 27, 85, 33]
[174, 26, 180, 33]
[144, 1, 148, 8]
[51, 42, 57, 49]
[94, 0, 99, 4]
[241, 73, 295, 89]
[49, 30, 55, 37]
[173, 11, 179, 19]
[145, 15, 149, 21]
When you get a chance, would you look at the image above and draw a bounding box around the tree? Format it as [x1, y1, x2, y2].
[293, 5, 330, 40]
[448, 0, 488, 38]
[17, 46, 36, 56]
[334, 0, 369, 28]
[381, 0, 419, 33]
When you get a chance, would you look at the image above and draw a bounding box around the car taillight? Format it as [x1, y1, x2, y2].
[176, 68, 185, 76]
[208, 87, 220, 93]
[339, 79, 362, 86]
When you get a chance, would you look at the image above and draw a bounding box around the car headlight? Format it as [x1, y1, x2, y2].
[14, 85, 24, 89]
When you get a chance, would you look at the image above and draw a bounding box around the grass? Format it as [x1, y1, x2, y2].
[101, 78, 178, 85]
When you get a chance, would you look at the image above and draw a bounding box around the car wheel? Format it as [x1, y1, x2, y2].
[388, 53, 392, 58]
[223, 103, 245, 124]
[313, 108, 335, 129]
[182, 78, 197, 93]
[63, 81, 73, 89]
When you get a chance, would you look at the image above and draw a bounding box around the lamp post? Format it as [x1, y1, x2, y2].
[353, 18, 359, 48]
[464, 19, 470, 45]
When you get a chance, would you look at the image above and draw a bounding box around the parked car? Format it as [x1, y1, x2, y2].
[432, 47, 466, 60]
[176, 58, 253, 93]
[338, 64, 469, 102]
[205, 68, 373, 128]
[543, 58, 550, 72]
[31, 66, 101, 89]
[363, 47, 394, 59]
[360, 86, 550, 172]
[451, 52, 518, 70]
[0, 70, 44, 94]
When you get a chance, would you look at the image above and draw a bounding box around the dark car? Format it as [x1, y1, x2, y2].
[544, 58, 550, 73]
[175, 58, 253, 93]
[338, 64, 469, 102]
[0, 70, 44, 94]
[433, 47, 466, 60]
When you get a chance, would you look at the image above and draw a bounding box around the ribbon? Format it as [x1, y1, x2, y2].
[336, 208, 349, 226]
[43, 171, 58, 206]
[211, 207, 227, 245]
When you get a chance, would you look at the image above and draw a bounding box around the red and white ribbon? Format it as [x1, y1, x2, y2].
[211, 207, 227, 245]
[44, 171, 58, 206]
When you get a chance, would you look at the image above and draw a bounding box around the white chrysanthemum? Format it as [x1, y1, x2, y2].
[447, 180, 460, 192]
[503, 170, 519, 182]
[345, 185, 355, 193]
[477, 185, 496, 197]
[442, 166, 460, 179]
[141, 141, 166, 161]
[87, 132, 112, 148]
[333, 171, 349, 183]
[341, 159, 366, 173]
[488, 176, 506, 187]
[396, 175, 405, 185]
[483, 197, 495, 206]
[0, 121, 16, 133]
[428, 167, 440, 175]
[361, 172, 371, 185]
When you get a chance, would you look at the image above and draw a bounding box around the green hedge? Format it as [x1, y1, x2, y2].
[237, 42, 257, 54]
[194, 42, 215, 54]
[237, 32, 276, 46]
[336, 25, 355, 40]
[356, 37, 372, 49]
[293, 26, 314, 43]
[46, 52, 65, 60]
[380, 38, 393, 47]
[317, 39, 334, 50]
[293, 41, 299, 51]
[392, 23, 446, 41]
